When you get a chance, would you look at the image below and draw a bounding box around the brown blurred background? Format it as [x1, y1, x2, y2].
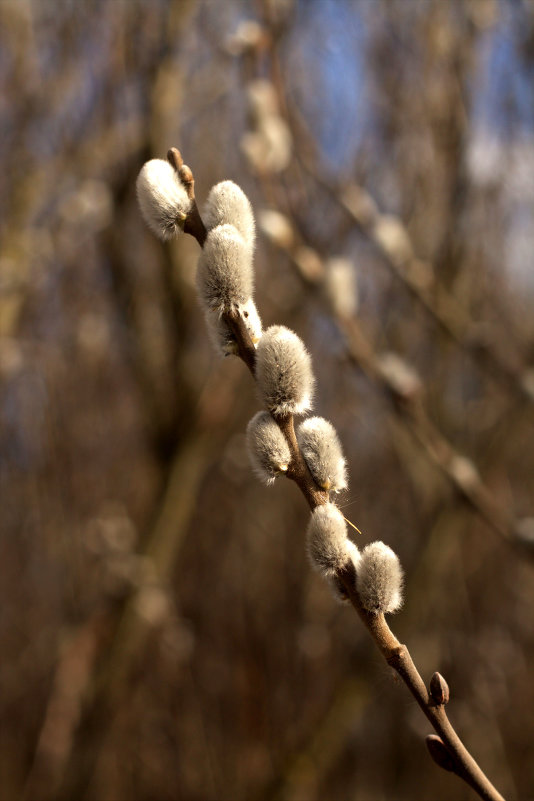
[1, 1, 534, 799]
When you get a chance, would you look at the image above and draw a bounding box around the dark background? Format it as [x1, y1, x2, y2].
[1, 1, 534, 799]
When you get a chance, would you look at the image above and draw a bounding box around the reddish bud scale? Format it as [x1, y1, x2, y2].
[429, 672, 450, 705]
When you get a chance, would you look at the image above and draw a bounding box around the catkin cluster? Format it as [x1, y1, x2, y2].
[137, 155, 404, 615]
[137, 157, 262, 355]
[197, 181, 263, 353]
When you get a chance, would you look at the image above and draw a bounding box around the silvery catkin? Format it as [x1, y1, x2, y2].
[196, 224, 253, 313]
[136, 159, 193, 240]
[297, 416, 347, 492]
[356, 541, 404, 614]
[255, 325, 314, 416]
[246, 411, 291, 484]
[203, 181, 255, 253]
[307, 502, 357, 576]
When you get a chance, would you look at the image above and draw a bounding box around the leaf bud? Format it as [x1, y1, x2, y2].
[429, 672, 450, 706]
[425, 735, 456, 774]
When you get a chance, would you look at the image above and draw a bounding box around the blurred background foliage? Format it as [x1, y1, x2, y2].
[1, 1, 534, 799]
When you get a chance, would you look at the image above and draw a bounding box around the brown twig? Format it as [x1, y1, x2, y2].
[337, 561, 505, 801]
[176, 150, 506, 801]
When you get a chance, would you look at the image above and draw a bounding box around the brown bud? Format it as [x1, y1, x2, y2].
[429, 672, 450, 705]
[167, 147, 183, 171]
[179, 164, 193, 185]
[425, 734, 456, 774]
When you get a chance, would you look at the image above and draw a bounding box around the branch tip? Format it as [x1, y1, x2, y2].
[167, 147, 183, 172]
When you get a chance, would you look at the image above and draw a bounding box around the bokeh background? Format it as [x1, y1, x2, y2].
[1, 1, 534, 799]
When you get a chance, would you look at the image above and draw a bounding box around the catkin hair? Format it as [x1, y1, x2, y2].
[356, 541, 404, 614]
[136, 159, 192, 240]
[196, 224, 253, 313]
[297, 416, 347, 492]
[203, 181, 255, 252]
[255, 325, 314, 416]
[246, 411, 291, 484]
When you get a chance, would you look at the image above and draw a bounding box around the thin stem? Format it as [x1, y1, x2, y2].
[336, 564, 506, 801]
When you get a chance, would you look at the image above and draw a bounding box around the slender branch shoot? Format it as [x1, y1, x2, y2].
[136, 148, 506, 801]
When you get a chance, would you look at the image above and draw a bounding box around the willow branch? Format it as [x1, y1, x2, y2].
[176, 149, 506, 801]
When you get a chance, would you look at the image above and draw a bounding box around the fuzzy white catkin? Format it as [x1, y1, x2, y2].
[255, 325, 314, 416]
[136, 159, 192, 240]
[204, 298, 262, 356]
[246, 411, 291, 484]
[307, 503, 356, 576]
[203, 181, 255, 252]
[297, 417, 347, 492]
[356, 541, 404, 614]
[196, 224, 253, 313]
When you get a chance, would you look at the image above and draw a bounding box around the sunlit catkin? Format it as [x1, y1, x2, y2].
[246, 411, 291, 484]
[256, 325, 314, 416]
[356, 541, 404, 614]
[203, 181, 255, 253]
[297, 416, 347, 492]
[136, 159, 192, 240]
[196, 224, 253, 313]
[307, 503, 358, 576]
